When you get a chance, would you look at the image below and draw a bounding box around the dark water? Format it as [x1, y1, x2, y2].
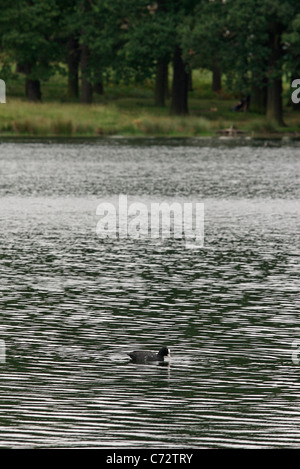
[0, 139, 299, 448]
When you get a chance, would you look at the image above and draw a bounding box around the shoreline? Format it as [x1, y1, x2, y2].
[1, 95, 299, 142]
[1, 134, 300, 146]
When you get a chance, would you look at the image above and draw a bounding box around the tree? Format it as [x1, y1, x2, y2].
[67, 34, 80, 100]
[182, 0, 300, 125]
[180, 0, 228, 95]
[121, 0, 175, 107]
[122, 0, 198, 114]
[1, 0, 61, 101]
[170, 45, 189, 114]
[75, 0, 143, 103]
[56, 0, 81, 100]
[225, 0, 299, 125]
[169, 0, 199, 115]
[154, 58, 169, 107]
[284, 13, 300, 111]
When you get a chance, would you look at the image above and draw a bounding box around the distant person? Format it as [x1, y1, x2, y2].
[232, 95, 250, 112]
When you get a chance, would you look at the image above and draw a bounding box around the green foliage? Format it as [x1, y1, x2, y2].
[283, 13, 300, 76]
[180, 0, 227, 68]
[0, 0, 299, 121]
[180, 0, 300, 95]
[0, 0, 62, 81]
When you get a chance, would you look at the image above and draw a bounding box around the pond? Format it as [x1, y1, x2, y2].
[0, 138, 299, 448]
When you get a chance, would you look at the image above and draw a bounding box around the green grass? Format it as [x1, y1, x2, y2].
[0, 70, 299, 137]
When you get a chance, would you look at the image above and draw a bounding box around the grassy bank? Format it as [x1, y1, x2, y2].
[1, 71, 299, 138]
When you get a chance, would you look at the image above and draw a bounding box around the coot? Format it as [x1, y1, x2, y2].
[127, 346, 170, 363]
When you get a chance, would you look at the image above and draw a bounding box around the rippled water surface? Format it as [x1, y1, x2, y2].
[0, 139, 299, 448]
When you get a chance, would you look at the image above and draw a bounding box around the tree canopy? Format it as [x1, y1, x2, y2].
[0, 0, 300, 123]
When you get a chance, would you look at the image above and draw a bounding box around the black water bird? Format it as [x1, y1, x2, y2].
[127, 346, 170, 363]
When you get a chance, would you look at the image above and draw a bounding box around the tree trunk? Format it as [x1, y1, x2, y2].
[22, 64, 41, 101]
[26, 78, 42, 102]
[266, 22, 284, 125]
[170, 46, 189, 115]
[250, 78, 268, 114]
[16, 63, 41, 101]
[164, 63, 170, 99]
[67, 35, 80, 100]
[266, 77, 284, 125]
[155, 57, 169, 106]
[212, 63, 222, 92]
[80, 43, 93, 104]
[94, 80, 104, 95]
[188, 68, 193, 91]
